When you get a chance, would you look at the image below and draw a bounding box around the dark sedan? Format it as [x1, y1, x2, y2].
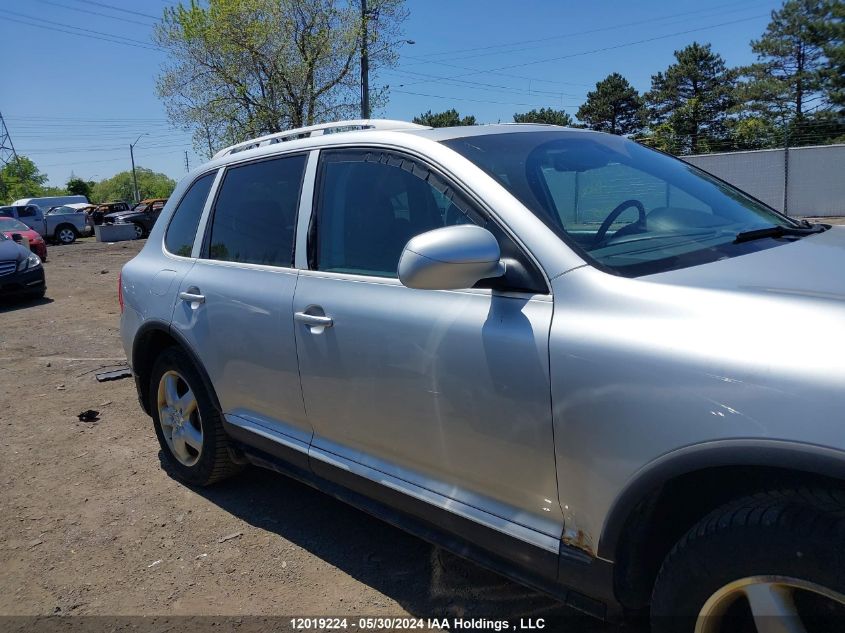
[0, 231, 46, 299]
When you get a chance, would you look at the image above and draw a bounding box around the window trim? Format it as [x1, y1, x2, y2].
[308, 147, 550, 295]
[162, 168, 222, 260]
[197, 152, 309, 270]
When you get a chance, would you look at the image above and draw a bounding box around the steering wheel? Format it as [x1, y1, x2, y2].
[592, 199, 646, 248]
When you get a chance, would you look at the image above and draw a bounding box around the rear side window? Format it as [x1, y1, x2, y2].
[205, 154, 306, 267]
[165, 172, 216, 257]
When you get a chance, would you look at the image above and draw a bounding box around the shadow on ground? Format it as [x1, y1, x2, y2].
[180, 461, 641, 632]
[0, 295, 53, 313]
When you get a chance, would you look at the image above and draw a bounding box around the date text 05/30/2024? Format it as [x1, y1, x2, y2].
[289, 617, 546, 631]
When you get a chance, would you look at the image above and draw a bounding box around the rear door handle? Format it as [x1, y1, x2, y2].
[294, 312, 333, 328]
[179, 291, 205, 304]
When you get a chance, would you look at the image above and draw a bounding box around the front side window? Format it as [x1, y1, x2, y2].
[206, 154, 306, 267]
[313, 150, 476, 277]
[444, 131, 807, 277]
[19, 206, 37, 218]
[164, 172, 216, 257]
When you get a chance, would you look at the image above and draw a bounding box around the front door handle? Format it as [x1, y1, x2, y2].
[294, 312, 333, 328]
[179, 290, 205, 304]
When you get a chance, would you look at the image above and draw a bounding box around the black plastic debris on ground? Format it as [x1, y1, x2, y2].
[95, 367, 132, 382]
[77, 409, 100, 422]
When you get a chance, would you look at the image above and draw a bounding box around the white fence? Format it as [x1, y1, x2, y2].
[683, 144, 845, 217]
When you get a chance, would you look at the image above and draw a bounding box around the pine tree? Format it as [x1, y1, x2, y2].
[576, 73, 644, 135]
[512, 108, 573, 126]
[645, 42, 735, 154]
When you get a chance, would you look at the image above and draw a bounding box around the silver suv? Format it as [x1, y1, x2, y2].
[120, 120, 845, 630]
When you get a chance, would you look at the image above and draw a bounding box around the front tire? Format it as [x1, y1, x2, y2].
[651, 489, 845, 633]
[149, 347, 242, 486]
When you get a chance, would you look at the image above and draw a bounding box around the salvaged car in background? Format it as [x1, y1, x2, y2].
[0, 216, 48, 260]
[0, 203, 91, 245]
[0, 229, 45, 299]
[105, 198, 167, 239]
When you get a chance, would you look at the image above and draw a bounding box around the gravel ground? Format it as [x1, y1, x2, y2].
[0, 237, 627, 631]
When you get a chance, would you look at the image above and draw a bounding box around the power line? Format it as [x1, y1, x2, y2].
[0, 14, 162, 51]
[66, 0, 160, 20]
[33, 0, 157, 27]
[397, 14, 769, 90]
[392, 89, 568, 109]
[406, 0, 770, 63]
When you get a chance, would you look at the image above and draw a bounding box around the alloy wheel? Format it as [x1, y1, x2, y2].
[156, 370, 203, 466]
[696, 576, 845, 633]
[58, 228, 75, 244]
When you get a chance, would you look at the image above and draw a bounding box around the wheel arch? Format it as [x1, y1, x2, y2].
[600, 440, 845, 609]
[132, 321, 221, 416]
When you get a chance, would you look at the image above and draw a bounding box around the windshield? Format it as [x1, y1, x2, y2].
[443, 131, 801, 277]
[0, 217, 30, 231]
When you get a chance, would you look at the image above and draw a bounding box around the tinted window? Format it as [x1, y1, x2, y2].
[314, 151, 475, 277]
[19, 206, 38, 218]
[444, 132, 800, 277]
[0, 207, 12, 217]
[206, 155, 306, 267]
[165, 172, 216, 257]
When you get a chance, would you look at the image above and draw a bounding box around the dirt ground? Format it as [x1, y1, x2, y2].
[0, 237, 627, 631]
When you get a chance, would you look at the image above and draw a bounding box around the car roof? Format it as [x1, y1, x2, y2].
[403, 123, 593, 141]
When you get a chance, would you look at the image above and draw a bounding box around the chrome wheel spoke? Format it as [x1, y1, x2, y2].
[181, 422, 203, 451]
[743, 584, 806, 633]
[176, 389, 197, 417]
[164, 374, 179, 408]
[170, 430, 190, 461]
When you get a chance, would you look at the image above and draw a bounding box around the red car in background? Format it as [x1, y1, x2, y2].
[0, 216, 47, 261]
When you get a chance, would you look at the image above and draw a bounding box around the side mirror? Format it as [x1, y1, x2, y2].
[11, 233, 22, 243]
[398, 225, 506, 290]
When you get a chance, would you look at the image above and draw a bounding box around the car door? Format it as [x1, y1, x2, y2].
[18, 205, 46, 236]
[170, 152, 312, 460]
[293, 148, 562, 551]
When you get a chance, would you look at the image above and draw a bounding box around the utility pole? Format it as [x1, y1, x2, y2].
[360, 0, 370, 120]
[0, 111, 20, 168]
[129, 133, 146, 204]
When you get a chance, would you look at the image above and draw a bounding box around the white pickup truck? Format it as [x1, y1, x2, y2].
[1, 199, 93, 245]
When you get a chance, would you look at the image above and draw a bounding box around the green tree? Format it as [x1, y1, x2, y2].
[512, 107, 572, 126]
[91, 168, 176, 204]
[740, 0, 833, 125]
[645, 42, 735, 154]
[412, 109, 476, 127]
[0, 156, 50, 204]
[155, 0, 406, 157]
[66, 176, 93, 200]
[820, 0, 844, 107]
[576, 73, 644, 135]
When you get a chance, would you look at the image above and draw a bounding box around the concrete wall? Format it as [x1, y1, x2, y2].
[684, 144, 845, 217]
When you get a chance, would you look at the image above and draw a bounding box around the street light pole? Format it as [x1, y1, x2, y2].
[361, 0, 369, 120]
[129, 133, 146, 204]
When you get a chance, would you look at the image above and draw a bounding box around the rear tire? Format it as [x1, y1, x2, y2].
[55, 225, 77, 245]
[132, 222, 146, 239]
[149, 346, 243, 486]
[651, 489, 845, 633]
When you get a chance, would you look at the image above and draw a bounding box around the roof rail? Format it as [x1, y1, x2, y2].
[212, 119, 428, 159]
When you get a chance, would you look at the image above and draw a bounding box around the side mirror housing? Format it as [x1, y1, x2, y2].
[398, 225, 505, 290]
[11, 233, 22, 242]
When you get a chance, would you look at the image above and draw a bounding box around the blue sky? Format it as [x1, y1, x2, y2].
[1, 0, 782, 187]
